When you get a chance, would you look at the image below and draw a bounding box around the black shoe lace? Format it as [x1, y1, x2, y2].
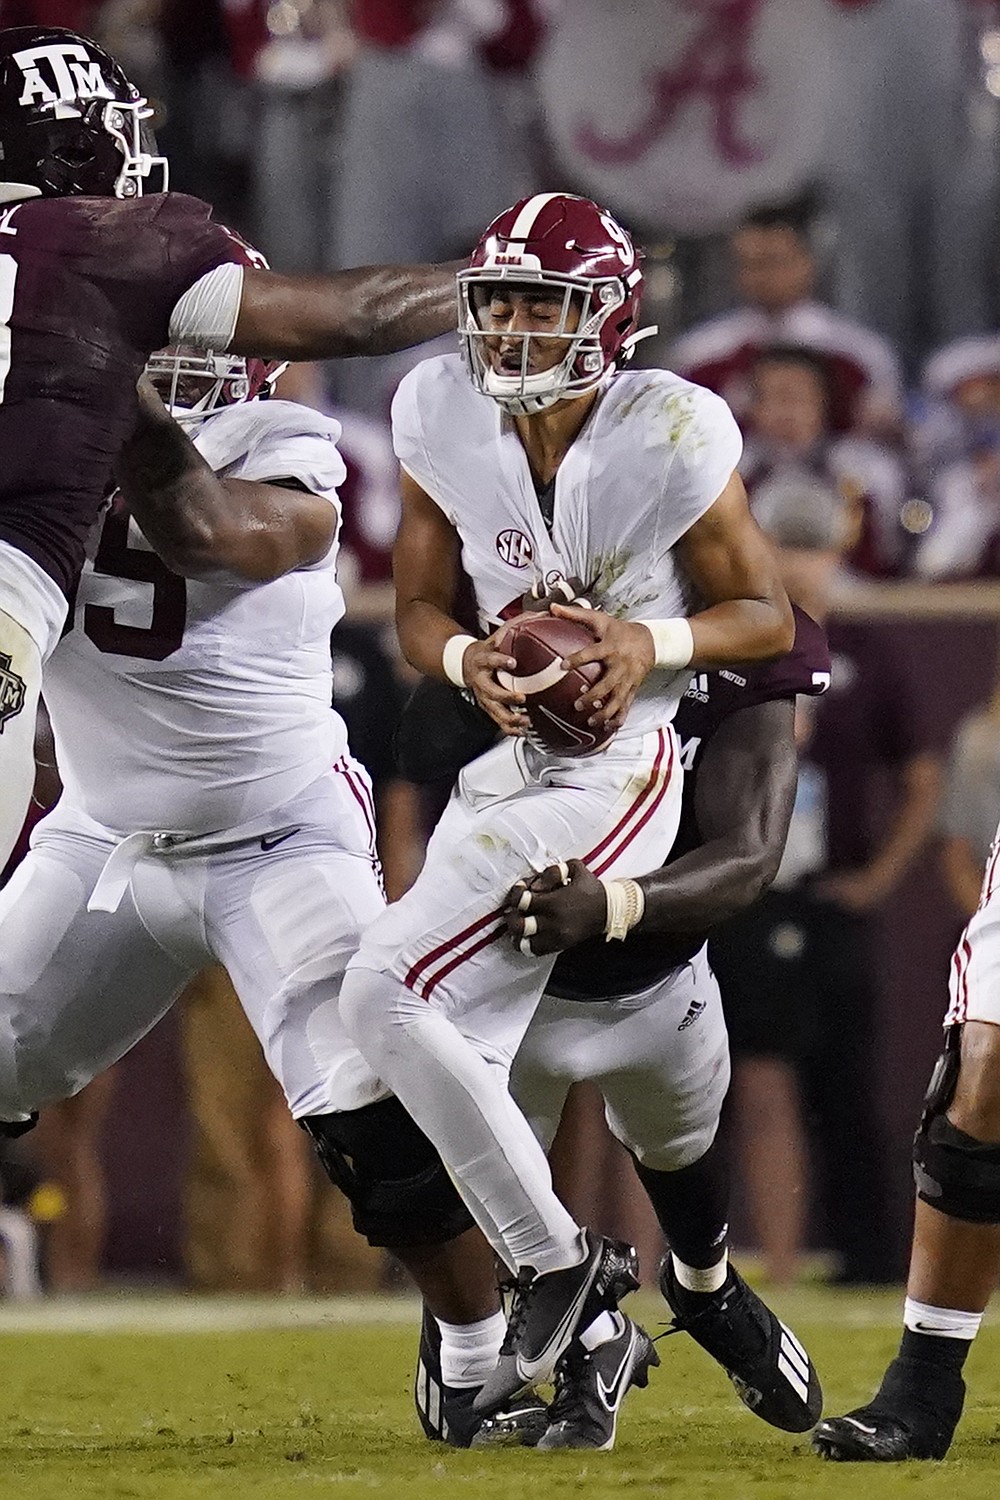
[498, 1267, 536, 1357]
[547, 1343, 591, 1426]
[652, 1321, 685, 1344]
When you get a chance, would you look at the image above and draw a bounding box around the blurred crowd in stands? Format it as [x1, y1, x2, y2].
[6, 0, 1000, 1301]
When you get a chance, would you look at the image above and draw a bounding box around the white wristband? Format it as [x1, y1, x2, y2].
[640, 617, 695, 669]
[442, 633, 476, 688]
[601, 877, 646, 941]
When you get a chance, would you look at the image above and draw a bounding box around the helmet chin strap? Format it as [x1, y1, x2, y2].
[482, 366, 565, 415]
[481, 361, 613, 416]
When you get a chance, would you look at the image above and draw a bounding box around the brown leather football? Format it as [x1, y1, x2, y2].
[495, 611, 613, 755]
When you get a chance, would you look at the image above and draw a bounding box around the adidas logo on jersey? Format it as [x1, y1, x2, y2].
[677, 996, 706, 1031]
[14, 41, 113, 109]
[685, 673, 709, 703]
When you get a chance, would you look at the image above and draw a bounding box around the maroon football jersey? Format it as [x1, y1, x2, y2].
[0, 191, 242, 595]
[548, 604, 831, 1001]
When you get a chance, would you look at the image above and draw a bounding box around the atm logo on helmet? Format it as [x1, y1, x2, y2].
[13, 42, 114, 109]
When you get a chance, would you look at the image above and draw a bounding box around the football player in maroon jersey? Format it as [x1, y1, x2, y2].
[0, 25, 457, 867]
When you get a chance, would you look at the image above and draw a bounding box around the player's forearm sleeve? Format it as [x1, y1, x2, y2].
[169, 263, 245, 350]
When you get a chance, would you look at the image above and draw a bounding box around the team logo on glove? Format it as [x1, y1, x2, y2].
[0, 651, 26, 733]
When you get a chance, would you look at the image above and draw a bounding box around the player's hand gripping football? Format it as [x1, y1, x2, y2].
[504, 859, 607, 955]
[549, 602, 656, 732]
[462, 630, 527, 737]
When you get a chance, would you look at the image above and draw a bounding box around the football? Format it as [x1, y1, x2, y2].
[495, 611, 613, 755]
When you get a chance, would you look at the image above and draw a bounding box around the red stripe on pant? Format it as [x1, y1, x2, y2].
[342, 763, 378, 857]
[959, 933, 973, 1022]
[582, 730, 668, 868]
[405, 905, 506, 994]
[949, 945, 965, 1024]
[591, 730, 675, 877]
[404, 728, 674, 1001]
[983, 841, 1000, 907]
[417, 922, 507, 1003]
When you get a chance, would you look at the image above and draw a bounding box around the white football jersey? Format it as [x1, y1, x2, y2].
[45, 400, 349, 836]
[392, 354, 742, 734]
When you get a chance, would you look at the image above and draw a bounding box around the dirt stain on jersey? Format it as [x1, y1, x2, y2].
[588, 546, 660, 616]
[663, 388, 702, 449]
[611, 380, 701, 451]
[473, 832, 512, 858]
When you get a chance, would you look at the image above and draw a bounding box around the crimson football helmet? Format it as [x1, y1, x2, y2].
[458, 193, 654, 415]
[145, 348, 285, 427]
[0, 27, 167, 198]
[146, 228, 285, 425]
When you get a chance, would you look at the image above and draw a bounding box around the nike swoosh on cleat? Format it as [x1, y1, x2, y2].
[260, 828, 302, 852]
[841, 1417, 878, 1435]
[595, 1334, 636, 1411]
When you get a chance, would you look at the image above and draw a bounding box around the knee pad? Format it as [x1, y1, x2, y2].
[913, 1027, 1000, 1224]
[301, 1095, 474, 1249]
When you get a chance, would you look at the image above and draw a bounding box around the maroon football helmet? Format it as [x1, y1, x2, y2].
[458, 193, 653, 415]
[146, 227, 285, 425]
[0, 27, 167, 198]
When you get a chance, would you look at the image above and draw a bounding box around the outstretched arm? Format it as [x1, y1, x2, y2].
[504, 697, 798, 953]
[114, 380, 337, 583]
[230, 262, 463, 361]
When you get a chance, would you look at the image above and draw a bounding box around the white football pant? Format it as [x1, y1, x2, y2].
[948, 818, 1000, 1027]
[0, 765, 387, 1124]
[0, 607, 40, 872]
[514, 945, 730, 1170]
[340, 727, 683, 1273]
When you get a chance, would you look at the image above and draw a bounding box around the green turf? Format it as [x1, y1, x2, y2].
[0, 1287, 998, 1500]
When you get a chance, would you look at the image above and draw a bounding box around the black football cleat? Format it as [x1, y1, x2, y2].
[474, 1232, 641, 1415]
[414, 1304, 547, 1449]
[812, 1355, 965, 1461]
[469, 1403, 552, 1449]
[659, 1257, 822, 1432]
[536, 1314, 659, 1451]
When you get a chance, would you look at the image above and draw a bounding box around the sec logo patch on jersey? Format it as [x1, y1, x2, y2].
[496, 529, 534, 569]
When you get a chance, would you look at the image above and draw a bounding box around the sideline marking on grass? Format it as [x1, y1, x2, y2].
[0, 1294, 422, 1335]
[1, 1287, 993, 1337]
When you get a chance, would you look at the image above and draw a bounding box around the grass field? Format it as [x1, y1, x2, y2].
[0, 1286, 998, 1500]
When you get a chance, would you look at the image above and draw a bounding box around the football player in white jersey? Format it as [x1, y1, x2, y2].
[337, 192, 795, 1412]
[400, 602, 827, 1452]
[814, 830, 1000, 1462]
[0, 354, 514, 1359]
